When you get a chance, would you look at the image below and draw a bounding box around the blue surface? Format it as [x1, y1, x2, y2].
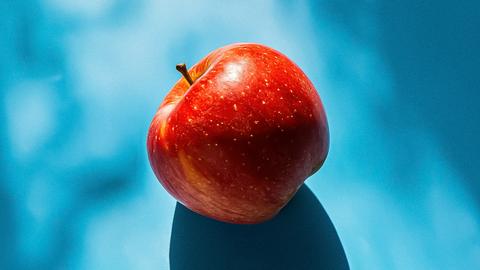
[1, 1, 479, 269]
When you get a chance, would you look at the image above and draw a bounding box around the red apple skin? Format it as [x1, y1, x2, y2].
[147, 43, 329, 224]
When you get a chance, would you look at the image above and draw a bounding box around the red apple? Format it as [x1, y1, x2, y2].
[147, 43, 329, 224]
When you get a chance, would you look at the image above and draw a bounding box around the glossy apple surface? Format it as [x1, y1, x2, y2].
[147, 43, 329, 224]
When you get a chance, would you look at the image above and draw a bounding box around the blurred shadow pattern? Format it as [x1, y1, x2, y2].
[378, 1, 480, 201]
[170, 185, 349, 270]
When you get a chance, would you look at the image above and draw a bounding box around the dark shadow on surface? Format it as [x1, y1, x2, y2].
[170, 185, 349, 270]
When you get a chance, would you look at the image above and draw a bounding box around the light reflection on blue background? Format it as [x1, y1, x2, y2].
[1, 0, 479, 269]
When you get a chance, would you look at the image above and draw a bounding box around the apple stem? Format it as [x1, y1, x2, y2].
[176, 63, 194, 85]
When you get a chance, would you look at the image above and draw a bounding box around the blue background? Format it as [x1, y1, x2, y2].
[1, 0, 479, 269]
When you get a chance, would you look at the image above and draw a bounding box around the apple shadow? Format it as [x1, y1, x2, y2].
[169, 185, 349, 270]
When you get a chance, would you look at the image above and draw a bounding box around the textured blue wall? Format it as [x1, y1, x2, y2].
[1, 1, 479, 269]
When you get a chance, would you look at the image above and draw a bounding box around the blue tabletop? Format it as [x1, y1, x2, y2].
[1, 1, 479, 269]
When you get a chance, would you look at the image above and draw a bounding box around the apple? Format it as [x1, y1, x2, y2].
[147, 43, 329, 224]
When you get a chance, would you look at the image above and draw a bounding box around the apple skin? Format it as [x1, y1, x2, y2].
[147, 43, 329, 224]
